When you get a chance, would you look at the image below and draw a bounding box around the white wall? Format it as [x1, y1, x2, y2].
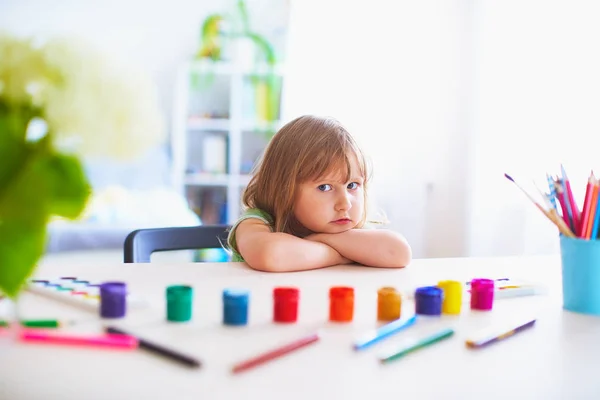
[283, 0, 472, 258]
[467, 1, 600, 257]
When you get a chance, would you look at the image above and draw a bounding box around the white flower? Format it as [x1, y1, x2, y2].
[0, 33, 166, 160]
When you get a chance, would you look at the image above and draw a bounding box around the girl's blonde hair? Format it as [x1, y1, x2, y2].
[242, 115, 371, 237]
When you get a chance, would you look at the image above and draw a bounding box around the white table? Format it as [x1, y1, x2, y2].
[1, 255, 599, 400]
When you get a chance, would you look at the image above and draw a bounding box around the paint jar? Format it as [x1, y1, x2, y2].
[99, 282, 127, 319]
[470, 279, 494, 311]
[223, 289, 249, 326]
[166, 285, 193, 322]
[415, 286, 442, 316]
[560, 235, 600, 316]
[377, 287, 402, 321]
[329, 286, 354, 322]
[438, 280, 463, 315]
[273, 287, 299, 323]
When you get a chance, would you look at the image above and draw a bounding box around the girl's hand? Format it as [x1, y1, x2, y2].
[306, 229, 411, 268]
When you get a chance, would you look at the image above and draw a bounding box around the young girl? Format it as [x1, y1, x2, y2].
[227, 115, 412, 272]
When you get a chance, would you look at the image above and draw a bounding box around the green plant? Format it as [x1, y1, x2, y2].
[194, 0, 281, 137]
[0, 33, 165, 299]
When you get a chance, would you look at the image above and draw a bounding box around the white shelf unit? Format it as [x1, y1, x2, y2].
[171, 60, 284, 225]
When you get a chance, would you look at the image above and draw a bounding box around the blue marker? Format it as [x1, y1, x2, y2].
[353, 315, 417, 351]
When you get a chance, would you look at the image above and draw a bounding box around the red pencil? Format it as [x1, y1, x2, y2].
[561, 165, 581, 234]
[231, 332, 320, 374]
[579, 172, 596, 237]
[554, 181, 573, 229]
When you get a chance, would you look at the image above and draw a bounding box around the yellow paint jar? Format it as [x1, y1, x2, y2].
[437, 280, 463, 315]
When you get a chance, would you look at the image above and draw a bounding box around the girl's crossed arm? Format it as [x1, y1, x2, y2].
[307, 229, 412, 268]
[235, 219, 352, 272]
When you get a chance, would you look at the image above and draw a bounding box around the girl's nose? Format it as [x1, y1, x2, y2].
[335, 192, 352, 211]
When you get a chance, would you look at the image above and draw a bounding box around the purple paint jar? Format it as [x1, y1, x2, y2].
[470, 278, 494, 310]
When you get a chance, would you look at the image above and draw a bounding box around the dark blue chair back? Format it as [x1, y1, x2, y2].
[123, 225, 230, 263]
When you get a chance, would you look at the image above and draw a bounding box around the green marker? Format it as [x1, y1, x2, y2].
[379, 328, 455, 363]
[0, 319, 62, 328]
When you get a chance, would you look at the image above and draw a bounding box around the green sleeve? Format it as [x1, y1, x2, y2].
[227, 208, 274, 262]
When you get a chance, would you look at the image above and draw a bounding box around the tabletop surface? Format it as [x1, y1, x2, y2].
[1, 254, 599, 400]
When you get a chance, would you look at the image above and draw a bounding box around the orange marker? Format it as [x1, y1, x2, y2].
[329, 286, 354, 322]
[377, 287, 401, 321]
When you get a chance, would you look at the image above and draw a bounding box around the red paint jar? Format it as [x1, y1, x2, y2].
[273, 287, 299, 323]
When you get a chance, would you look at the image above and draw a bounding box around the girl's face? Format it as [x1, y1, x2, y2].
[293, 157, 365, 235]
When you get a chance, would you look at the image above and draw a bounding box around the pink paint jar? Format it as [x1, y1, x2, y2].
[470, 278, 495, 310]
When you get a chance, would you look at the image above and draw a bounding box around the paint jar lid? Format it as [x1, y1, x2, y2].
[415, 286, 443, 298]
[378, 287, 400, 298]
[273, 287, 299, 301]
[223, 289, 249, 304]
[471, 279, 495, 291]
[167, 285, 193, 301]
[100, 282, 127, 294]
[329, 286, 354, 299]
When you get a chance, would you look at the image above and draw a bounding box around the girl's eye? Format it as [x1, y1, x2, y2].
[318, 184, 332, 191]
[347, 182, 360, 190]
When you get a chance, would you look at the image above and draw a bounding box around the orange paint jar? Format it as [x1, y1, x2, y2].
[377, 287, 402, 321]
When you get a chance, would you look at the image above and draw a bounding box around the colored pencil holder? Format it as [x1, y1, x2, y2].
[560, 235, 600, 316]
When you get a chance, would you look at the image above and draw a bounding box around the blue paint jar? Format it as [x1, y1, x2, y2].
[223, 289, 249, 326]
[415, 286, 443, 316]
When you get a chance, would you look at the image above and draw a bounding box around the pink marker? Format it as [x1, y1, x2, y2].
[20, 329, 138, 349]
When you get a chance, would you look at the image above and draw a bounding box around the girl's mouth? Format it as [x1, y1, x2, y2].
[332, 218, 352, 225]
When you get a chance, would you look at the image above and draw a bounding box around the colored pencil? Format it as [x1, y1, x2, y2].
[554, 182, 573, 230]
[504, 174, 575, 238]
[590, 189, 600, 239]
[585, 182, 600, 239]
[231, 332, 319, 374]
[546, 173, 558, 210]
[106, 326, 202, 368]
[353, 315, 417, 351]
[379, 328, 454, 363]
[561, 165, 581, 234]
[579, 172, 596, 237]
[466, 318, 536, 348]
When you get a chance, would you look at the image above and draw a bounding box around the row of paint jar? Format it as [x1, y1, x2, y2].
[99, 279, 495, 325]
